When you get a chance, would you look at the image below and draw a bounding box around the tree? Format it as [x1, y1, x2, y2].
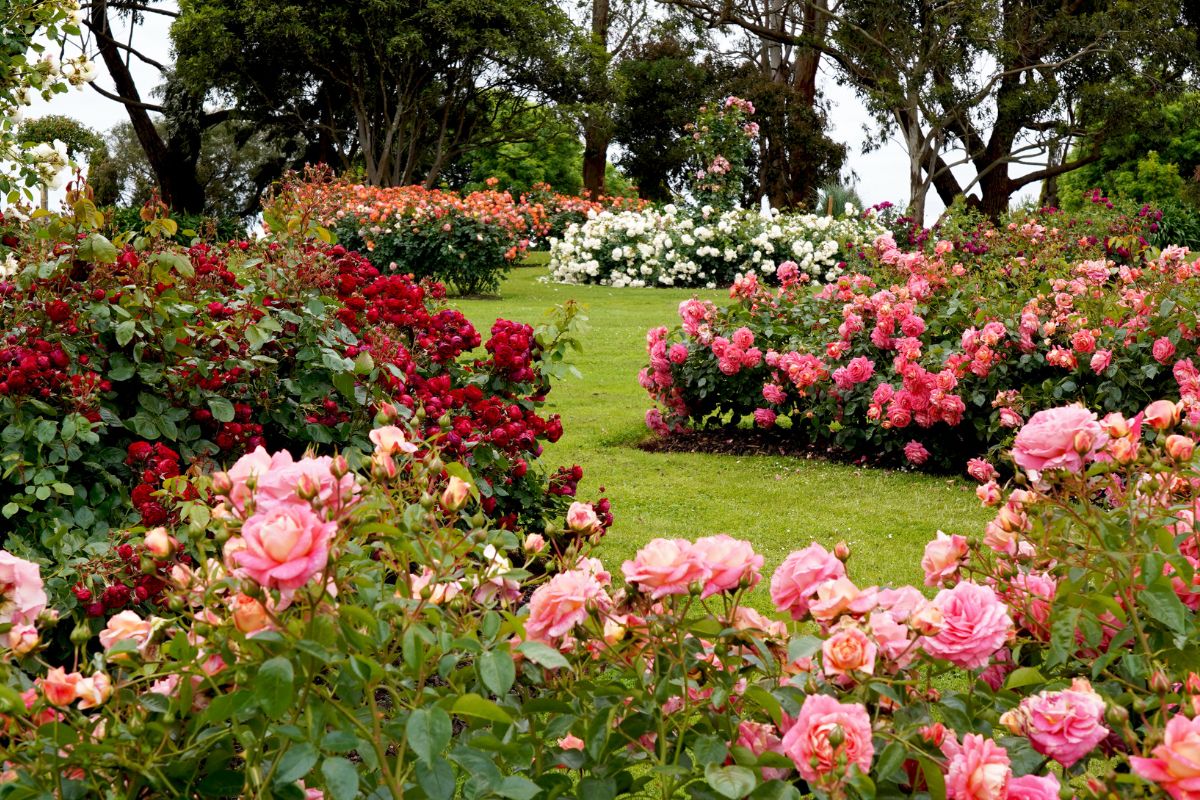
[447, 106, 584, 195]
[18, 115, 102, 208]
[174, 0, 573, 189]
[611, 35, 726, 202]
[663, 0, 1199, 219]
[78, 0, 229, 213]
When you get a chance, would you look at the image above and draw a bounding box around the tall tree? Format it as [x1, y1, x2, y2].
[79, 0, 228, 213]
[174, 0, 572, 189]
[663, 0, 1198, 219]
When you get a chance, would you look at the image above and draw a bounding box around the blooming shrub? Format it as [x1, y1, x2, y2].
[4, 399, 1200, 797]
[685, 96, 759, 211]
[0, 186, 594, 608]
[641, 207, 1200, 468]
[548, 203, 886, 288]
[287, 171, 643, 295]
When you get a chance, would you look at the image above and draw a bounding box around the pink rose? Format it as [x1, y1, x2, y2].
[921, 531, 968, 587]
[622, 539, 710, 599]
[732, 327, 755, 350]
[1007, 773, 1060, 800]
[1132, 713, 1200, 798]
[1090, 349, 1112, 374]
[998, 407, 1023, 428]
[924, 581, 1013, 669]
[770, 544, 846, 620]
[845, 356, 875, 384]
[736, 721, 789, 781]
[868, 609, 917, 668]
[558, 734, 585, 750]
[976, 481, 1001, 506]
[1001, 678, 1108, 768]
[668, 343, 688, 364]
[753, 408, 777, 428]
[945, 734, 1010, 800]
[218, 447, 357, 514]
[524, 569, 610, 644]
[566, 502, 601, 533]
[732, 606, 788, 638]
[966, 458, 998, 483]
[369, 425, 419, 456]
[904, 440, 930, 465]
[233, 502, 335, 591]
[99, 610, 153, 652]
[75, 672, 113, 709]
[809, 577, 878, 623]
[781, 694, 874, 786]
[1154, 336, 1177, 364]
[692, 534, 762, 597]
[40, 667, 80, 707]
[0, 550, 46, 628]
[523, 533, 547, 554]
[822, 622, 876, 678]
[1012, 404, 1107, 472]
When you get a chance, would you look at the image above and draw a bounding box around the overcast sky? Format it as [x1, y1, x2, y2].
[30, 6, 1037, 222]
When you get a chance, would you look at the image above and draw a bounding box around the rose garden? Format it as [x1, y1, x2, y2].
[9, 2, 1200, 799]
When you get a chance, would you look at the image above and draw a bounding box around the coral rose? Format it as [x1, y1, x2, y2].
[524, 569, 610, 644]
[924, 581, 1013, 669]
[1012, 404, 1107, 472]
[781, 693, 874, 786]
[622, 538, 710, 599]
[1146, 399, 1181, 431]
[945, 734, 1010, 800]
[40, 667, 80, 707]
[921, 531, 968, 587]
[692, 534, 763, 597]
[822, 622, 876, 678]
[233, 502, 335, 592]
[99, 610, 153, 652]
[369, 425, 419, 456]
[1001, 678, 1108, 768]
[769, 543, 846, 620]
[0, 549, 46, 627]
[1131, 713, 1200, 799]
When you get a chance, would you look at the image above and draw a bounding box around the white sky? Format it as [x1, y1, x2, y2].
[30, 5, 1037, 222]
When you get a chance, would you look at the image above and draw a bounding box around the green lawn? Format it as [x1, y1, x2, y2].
[453, 266, 992, 603]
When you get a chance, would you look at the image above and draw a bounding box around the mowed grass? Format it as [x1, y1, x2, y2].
[452, 264, 992, 606]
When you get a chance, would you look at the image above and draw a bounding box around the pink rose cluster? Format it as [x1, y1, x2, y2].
[0, 550, 47, 653]
[216, 446, 358, 594]
[622, 534, 763, 600]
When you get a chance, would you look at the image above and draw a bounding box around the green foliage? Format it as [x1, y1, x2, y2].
[453, 107, 583, 196]
[17, 115, 101, 159]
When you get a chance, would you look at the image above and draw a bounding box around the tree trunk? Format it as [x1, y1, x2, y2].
[582, 0, 611, 196]
[89, 0, 207, 213]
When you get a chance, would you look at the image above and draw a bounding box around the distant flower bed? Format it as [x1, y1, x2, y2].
[289, 170, 642, 294]
[640, 201, 1192, 468]
[547, 204, 886, 288]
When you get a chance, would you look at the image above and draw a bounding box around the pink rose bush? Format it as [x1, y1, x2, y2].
[641, 201, 1200, 468]
[6, 397, 1200, 798]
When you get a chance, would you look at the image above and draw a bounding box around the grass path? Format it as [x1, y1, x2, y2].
[453, 266, 992, 601]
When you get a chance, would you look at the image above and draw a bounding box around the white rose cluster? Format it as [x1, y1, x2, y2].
[547, 205, 886, 288]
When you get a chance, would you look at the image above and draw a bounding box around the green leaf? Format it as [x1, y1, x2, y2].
[1004, 667, 1047, 690]
[115, 319, 136, 347]
[495, 776, 540, 800]
[705, 763, 757, 799]
[274, 743, 319, 784]
[451, 693, 513, 724]
[479, 649, 516, 696]
[321, 757, 359, 800]
[516, 640, 569, 670]
[406, 707, 452, 765]
[416, 756, 455, 800]
[208, 396, 236, 423]
[1144, 577, 1190, 634]
[254, 657, 293, 719]
[81, 233, 117, 264]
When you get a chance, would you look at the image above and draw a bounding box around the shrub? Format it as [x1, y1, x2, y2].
[548, 203, 886, 288]
[640, 204, 1193, 468]
[3, 397, 1199, 797]
[0, 187, 595, 609]
[102, 204, 246, 245]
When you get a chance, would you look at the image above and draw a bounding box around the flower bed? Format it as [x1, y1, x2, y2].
[0, 189, 598, 608]
[547, 204, 886, 288]
[289, 171, 642, 295]
[2, 397, 1198, 798]
[640, 203, 1193, 468]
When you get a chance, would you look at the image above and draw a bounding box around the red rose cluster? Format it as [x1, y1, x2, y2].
[125, 442, 186, 527]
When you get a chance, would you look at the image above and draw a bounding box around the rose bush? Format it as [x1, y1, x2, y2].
[3, 398, 1200, 798]
[548, 203, 885, 288]
[287, 170, 641, 295]
[0, 184, 599, 612]
[641, 201, 1200, 468]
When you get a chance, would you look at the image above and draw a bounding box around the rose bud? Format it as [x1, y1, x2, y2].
[7, 624, 39, 655]
[523, 533, 546, 554]
[231, 593, 271, 634]
[371, 451, 398, 479]
[440, 476, 471, 511]
[1167, 434, 1196, 462]
[566, 502, 600, 533]
[834, 540, 851, 560]
[1101, 412, 1131, 438]
[1145, 399, 1180, 431]
[143, 527, 175, 559]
